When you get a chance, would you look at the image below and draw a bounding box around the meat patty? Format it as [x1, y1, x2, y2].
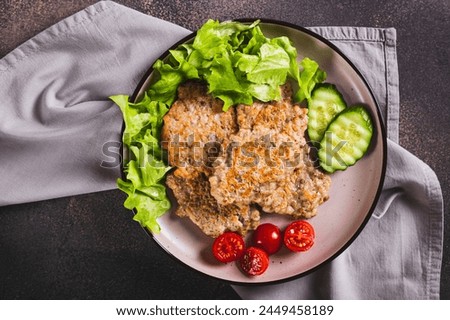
[162, 82, 258, 237]
[161, 82, 237, 173]
[230, 144, 331, 218]
[166, 168, 260, 237]
[162, 81, 331, 237]
[210, 88, 307, 206]
[209, 86, 330, 217]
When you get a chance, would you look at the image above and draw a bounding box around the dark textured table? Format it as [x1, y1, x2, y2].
[1, 0, 449, 299]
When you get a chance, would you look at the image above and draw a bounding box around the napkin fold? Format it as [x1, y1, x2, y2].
[0, 1, 443, 299]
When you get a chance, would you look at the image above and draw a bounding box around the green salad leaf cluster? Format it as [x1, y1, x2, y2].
[111, 19, 326, 233]
[110, 94, 171, 233]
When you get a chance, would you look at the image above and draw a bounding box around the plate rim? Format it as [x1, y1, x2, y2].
[125, 18, 388, 286]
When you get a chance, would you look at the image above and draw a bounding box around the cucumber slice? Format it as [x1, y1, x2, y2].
[307, 83, 347, 144]
[318, 105, 373, 173]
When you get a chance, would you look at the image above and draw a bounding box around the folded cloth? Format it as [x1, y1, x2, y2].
[0, 1, 190, 205]
[0, 1, 443, 299]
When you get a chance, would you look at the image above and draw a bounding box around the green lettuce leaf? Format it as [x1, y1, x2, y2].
[151, 19, 318, 110]
[294, 57, 327, 103]
[192, 19, 257, 59]
[149, 51, 199, 106]
[246, 42, 291, 86]
[110, 94, 171, 233]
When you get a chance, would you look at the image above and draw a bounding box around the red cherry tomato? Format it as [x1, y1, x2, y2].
[283, 220, 315, 252]
[212, 232, 246, 263]
[252, 223, 282, 255]
[240, 247, 269, 276]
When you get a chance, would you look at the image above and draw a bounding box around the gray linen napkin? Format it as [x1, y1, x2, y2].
[0, 1, 190, 205]
[0, 1, 443, 299]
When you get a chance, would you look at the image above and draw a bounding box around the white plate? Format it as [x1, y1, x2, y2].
[129, 19, 387, 285]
